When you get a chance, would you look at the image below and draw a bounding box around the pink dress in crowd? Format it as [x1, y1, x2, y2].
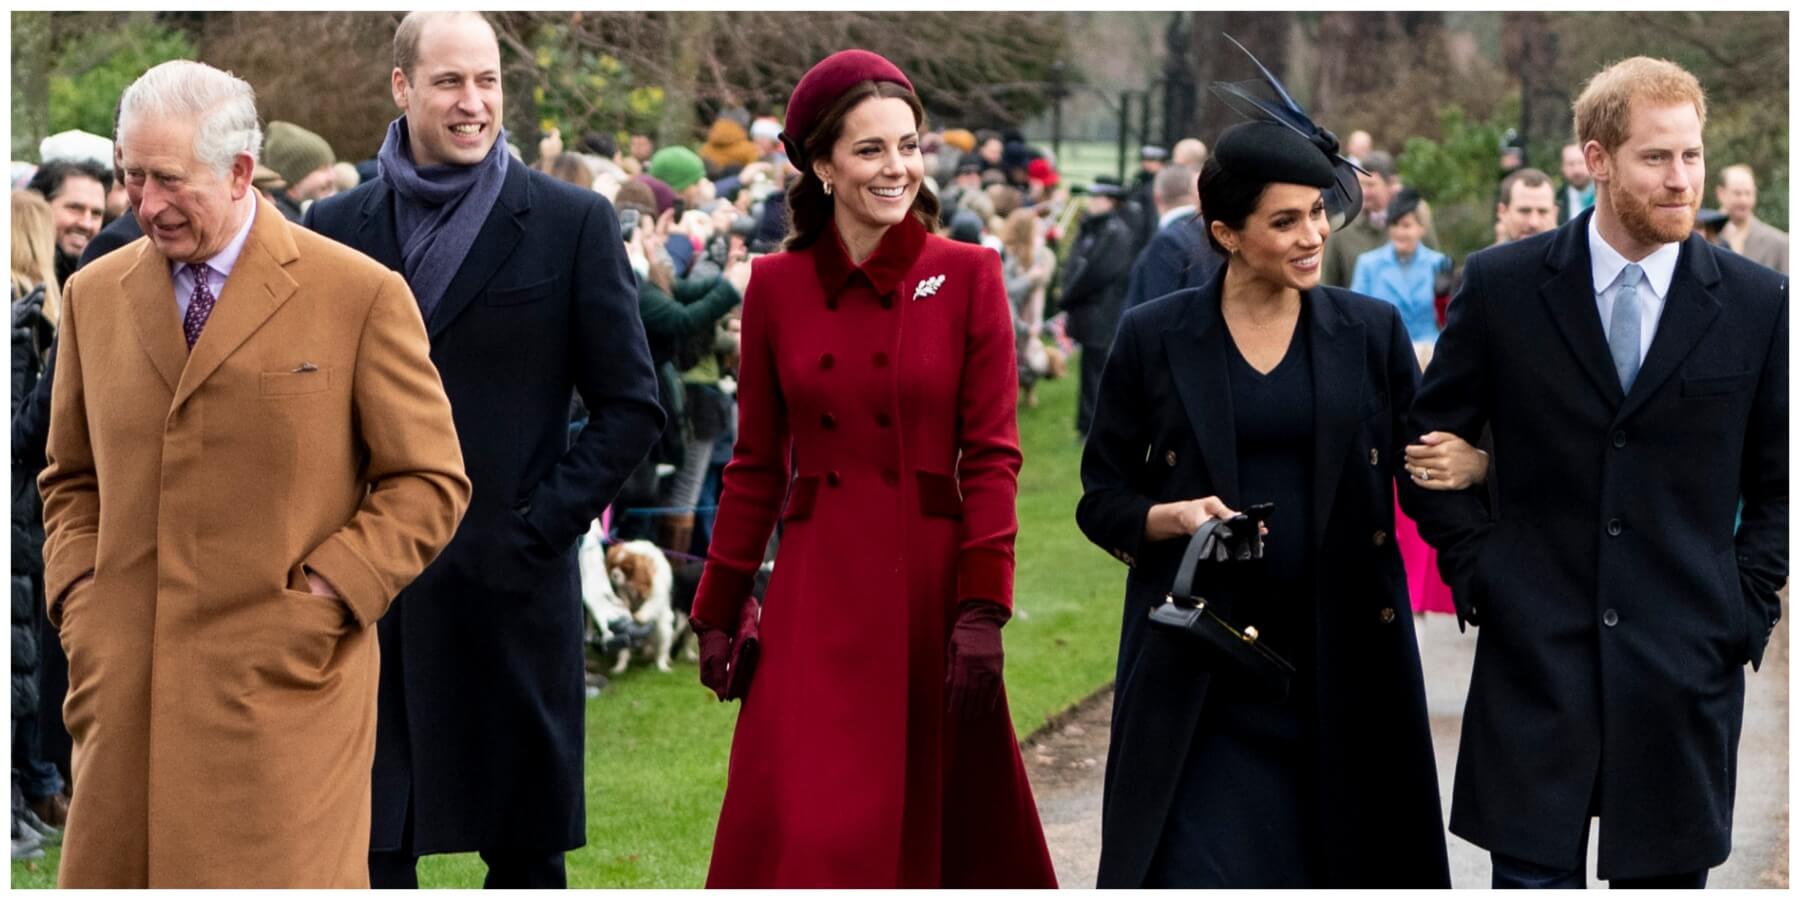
[1394, 486, 1456, 614]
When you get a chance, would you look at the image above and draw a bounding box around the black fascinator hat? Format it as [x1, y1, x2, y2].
[1210, 34, 1366, 230]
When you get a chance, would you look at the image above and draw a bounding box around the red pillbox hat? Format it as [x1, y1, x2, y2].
[781, 49, 913, 167]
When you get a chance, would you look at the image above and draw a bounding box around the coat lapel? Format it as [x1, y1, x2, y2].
[119, 239, 187, 395]
[425, 162, 529, 340]
[1162, 277, 1240, 504]
[173, 196, 300, 409]
[1616, 234, 1722, 421]
[1307, 289, 1365, 554]
[355, 178, 405, 271]
[1538, 209, 1625, 406]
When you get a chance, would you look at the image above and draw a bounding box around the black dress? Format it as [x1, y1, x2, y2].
[1082, 280, 1449, 889]
[1142, 309, 1322, 888]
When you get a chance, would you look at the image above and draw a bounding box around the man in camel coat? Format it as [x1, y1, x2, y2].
[38, 60, 470, 887]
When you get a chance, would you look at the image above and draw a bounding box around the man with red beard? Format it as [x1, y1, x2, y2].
[1401, 56, 1786, 888]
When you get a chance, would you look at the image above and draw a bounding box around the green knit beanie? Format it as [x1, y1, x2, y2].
[649, 146, 705, 192]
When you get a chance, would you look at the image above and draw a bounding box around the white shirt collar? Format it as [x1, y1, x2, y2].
[1158, 204, 1197, 230]
[1587, 212, 1679, 299]
[173, 196, 257, 280]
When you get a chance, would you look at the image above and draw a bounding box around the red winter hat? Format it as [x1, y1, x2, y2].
[1027, 157, 1059, 187]
[781, 49, 913, 168]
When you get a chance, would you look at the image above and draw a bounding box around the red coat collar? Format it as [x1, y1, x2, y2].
[811, 213, 929, 299]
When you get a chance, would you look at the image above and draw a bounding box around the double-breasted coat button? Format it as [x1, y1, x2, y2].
[875, 412, 892, 428]
[1372, 530, 1388, 546]
[1612, 430, 1627, 448]
[1165, 450, 1177, 466]
[1602, 608, 1619, 627]
[1369, 448, 1379, 465]
[820, 413, 836, 430]
[819, 352, 835, 370]
[881, 468, 899, 486]
[826, 471, 841, 486]
[873, 351, 889, 368]
[1606, 518, 1623, 537]
[1379, 607, 1397, 624]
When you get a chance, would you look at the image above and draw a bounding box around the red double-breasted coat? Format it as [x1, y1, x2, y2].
[691, 214, 1055, 887]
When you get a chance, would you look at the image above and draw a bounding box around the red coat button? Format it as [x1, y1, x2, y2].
[881, 469, 899, 486]
[826, 471, 841, 486]
[875, 412, 892, 428]
[873, 352, 889, 368]
[820, 413, 836, 430]
[819, 353, 835, 370]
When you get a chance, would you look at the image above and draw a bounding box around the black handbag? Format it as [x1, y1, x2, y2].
[1147, 509, 1295, 700]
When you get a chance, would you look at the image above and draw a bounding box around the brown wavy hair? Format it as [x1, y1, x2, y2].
[784, 80, 940, 252]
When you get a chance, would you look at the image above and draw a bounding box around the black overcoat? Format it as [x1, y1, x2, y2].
[1402, 210, 1788, 879]
[1123, 213, 1223, 312]
[306, 162, 665, 854]
[1077, 274, 1451, 887]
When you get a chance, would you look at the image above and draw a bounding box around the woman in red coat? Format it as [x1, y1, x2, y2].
[688, 49, 1057, 888]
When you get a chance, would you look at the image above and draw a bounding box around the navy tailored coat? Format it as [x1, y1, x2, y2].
[1077, 272, 1450, 888]
[1402, 209, 1788, 880]
[306, 162, 665, 855]
[1123, 212, 1223, 311]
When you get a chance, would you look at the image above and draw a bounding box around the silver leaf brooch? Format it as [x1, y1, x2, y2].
[912, 274, 946, 301]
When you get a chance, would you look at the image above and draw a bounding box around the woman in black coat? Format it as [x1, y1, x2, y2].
[1076, 117, 1482, 887]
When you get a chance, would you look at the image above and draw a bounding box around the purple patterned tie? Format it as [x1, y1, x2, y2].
[183, 264, 216, 350]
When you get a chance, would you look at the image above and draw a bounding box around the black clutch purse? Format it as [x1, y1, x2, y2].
[1147, 507, 1295, 700]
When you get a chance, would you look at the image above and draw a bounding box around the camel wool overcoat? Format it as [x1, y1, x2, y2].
[38, 196, 471, 887]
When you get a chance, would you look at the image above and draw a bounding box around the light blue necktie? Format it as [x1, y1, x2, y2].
[1608, 263, 1644, 392]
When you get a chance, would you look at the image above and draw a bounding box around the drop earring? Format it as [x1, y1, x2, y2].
[823, 181, 833, 196]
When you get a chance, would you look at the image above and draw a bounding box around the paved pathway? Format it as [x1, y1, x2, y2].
[1024, 611, 1789, 889]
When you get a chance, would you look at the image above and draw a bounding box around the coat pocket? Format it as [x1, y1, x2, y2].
[917, 470, 963, 519]
[260, 366, 331, 397]
[782, 474, 820, 521]
[1681, 371, 1754, 396]
[484, 276, 558, 307]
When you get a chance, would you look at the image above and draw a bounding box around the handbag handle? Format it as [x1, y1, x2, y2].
[1168, 516, 1227, 605]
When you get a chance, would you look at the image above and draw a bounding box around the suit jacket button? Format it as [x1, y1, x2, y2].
[826, 471, 841, 487]
[1164, 449, 1177, 466]
[1372, 530, 1388, 546]
[1379, 607, 1396, 624]
[1602, 608, 1619, 627]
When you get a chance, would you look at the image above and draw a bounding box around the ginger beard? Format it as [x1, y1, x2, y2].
[1608, 175, 1698, 247]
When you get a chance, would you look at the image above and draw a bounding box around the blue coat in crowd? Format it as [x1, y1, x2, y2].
[1350, 242, 1448, 345]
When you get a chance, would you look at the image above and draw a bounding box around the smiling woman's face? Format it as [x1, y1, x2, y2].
[813, 96, 923, 240]
[1214, 182, 1330, 291]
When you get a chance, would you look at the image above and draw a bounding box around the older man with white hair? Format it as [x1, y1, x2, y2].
[40, 58, 470, 887]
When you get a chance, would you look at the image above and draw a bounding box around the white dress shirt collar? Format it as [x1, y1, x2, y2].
[1588, 212, 1679, 299]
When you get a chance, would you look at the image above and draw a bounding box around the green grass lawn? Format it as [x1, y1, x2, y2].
[11, 364, 1124, 889]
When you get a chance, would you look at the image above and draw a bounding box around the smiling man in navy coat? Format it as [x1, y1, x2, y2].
[1402, 57, 1786, 889]
[305, 11, 663, 889]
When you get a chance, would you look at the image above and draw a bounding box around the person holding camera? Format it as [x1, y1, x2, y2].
[1075, 71, 1483, 884]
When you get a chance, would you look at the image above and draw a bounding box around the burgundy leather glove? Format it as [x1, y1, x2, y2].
[697, 626, 732, 701]
[946, 600, 1010, 720]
